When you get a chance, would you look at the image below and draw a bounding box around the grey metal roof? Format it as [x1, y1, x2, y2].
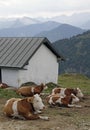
[0, 37, 64, 69]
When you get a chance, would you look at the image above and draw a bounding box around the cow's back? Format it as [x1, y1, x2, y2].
[3, 98, 31, 118]
[17, 86, 33, 96]
[3, 98, 17, 117]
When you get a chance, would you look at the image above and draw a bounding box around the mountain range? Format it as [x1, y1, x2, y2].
[49, 12, 90, 29]
[0, 12, 90, 42]
[53, 31, 90, 77]
[0, 21, 85, 42]
[0, 17, 40, 29]
[0, 12, 90, 29]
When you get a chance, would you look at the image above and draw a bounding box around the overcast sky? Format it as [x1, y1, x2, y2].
[0, 0, 90, 18]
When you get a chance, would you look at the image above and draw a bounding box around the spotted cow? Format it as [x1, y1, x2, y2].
[51, 87, 84, 99]
[17, 83, 48, 97]
[3, 94, 49, 120]
[46, 93, 81, 108]
[0, 83, 8, 89]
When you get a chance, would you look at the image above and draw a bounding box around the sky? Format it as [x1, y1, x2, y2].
[0, 0, 90, 18]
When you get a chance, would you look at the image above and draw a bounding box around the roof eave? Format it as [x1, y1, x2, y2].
[0, 66, 25, 70]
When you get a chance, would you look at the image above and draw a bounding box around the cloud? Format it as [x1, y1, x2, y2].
[0, 0, 10, 6]
[0, 0, 90, 18]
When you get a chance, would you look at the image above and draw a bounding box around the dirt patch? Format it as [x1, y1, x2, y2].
[0, 96, 90, 130]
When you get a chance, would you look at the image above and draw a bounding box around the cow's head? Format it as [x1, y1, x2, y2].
[40, 83, 48, 90]
[76, 88, 84, 98]
[32, 94, 45, 112]
[71, 94, 80, 104]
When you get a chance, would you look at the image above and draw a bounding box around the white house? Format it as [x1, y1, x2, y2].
[0, 37, 64, 87]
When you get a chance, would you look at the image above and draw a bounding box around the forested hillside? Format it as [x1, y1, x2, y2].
[53, 31, 90, 77]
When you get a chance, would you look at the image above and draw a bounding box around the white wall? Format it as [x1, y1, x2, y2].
[2, 68, 19, 87]
[18, 68, 28, 86]
[1, 44, 59, 87]
[26, 44, 58, 84]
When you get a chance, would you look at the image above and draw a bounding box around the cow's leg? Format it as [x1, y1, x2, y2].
[12, 115, 26, 120]
[24, 113, 49, 120]
[39, 116, 49, 120]
[34, 110, 42, 114]
[68, 104, 75, 107]
[68, 104, 82, 108]
[24, 113, 40, 120]
[73, 104, 82, 108]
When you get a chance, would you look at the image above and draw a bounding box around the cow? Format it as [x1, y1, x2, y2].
[51, 87, 84, 99]
[46, 93, 81, 108]
[0, 83, 8, 89]
[16, 83, 48, 97]
[3, 94, 49, 120]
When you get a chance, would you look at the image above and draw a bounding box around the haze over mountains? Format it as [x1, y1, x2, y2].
[0, 17, 40, 29]
[49, 12, 90, 29]
[0, 12, 90, 29]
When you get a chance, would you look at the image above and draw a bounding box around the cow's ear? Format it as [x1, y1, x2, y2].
[27, 97, 34, 103]
[41, 83, 44, 86]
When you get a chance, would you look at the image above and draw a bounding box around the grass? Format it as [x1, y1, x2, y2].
[0, 73, 90, 98]
[58, 73, 90, 95]
[0, 89, 22, 99]
[44, 73, 90, 95]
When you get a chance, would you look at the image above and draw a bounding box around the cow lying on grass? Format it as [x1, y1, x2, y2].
[3, 94, 49, 120]
[51, 87, 84, 99]
[16, 83, 48, 97]
[0, 83, 8, 89]
[46, 93, 81, 108]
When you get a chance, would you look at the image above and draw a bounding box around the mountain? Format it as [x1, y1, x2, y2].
[82, 21, 90, 29]
[36, 24, 85, 42]
[0, 19, 15, 29]
[0, 17, 40, 29]
[0, 12, 90, 29]
[0, 21, 85, 42]
[11, 17, 40, 28]
[49, 12, 90, 29]
[53, 31, 90, 77]
[0, 21, 61, 37]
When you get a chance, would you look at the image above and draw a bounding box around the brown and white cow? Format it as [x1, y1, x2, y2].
[46, 93, 81, 108]
[16, 83, 48, 97]
[51, 87, 84, 99]
[0, 83, 8, 89]
[3, 94, 49, 120]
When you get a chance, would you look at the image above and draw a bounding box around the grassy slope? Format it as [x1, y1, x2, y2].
[58, 73, 90, 95]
